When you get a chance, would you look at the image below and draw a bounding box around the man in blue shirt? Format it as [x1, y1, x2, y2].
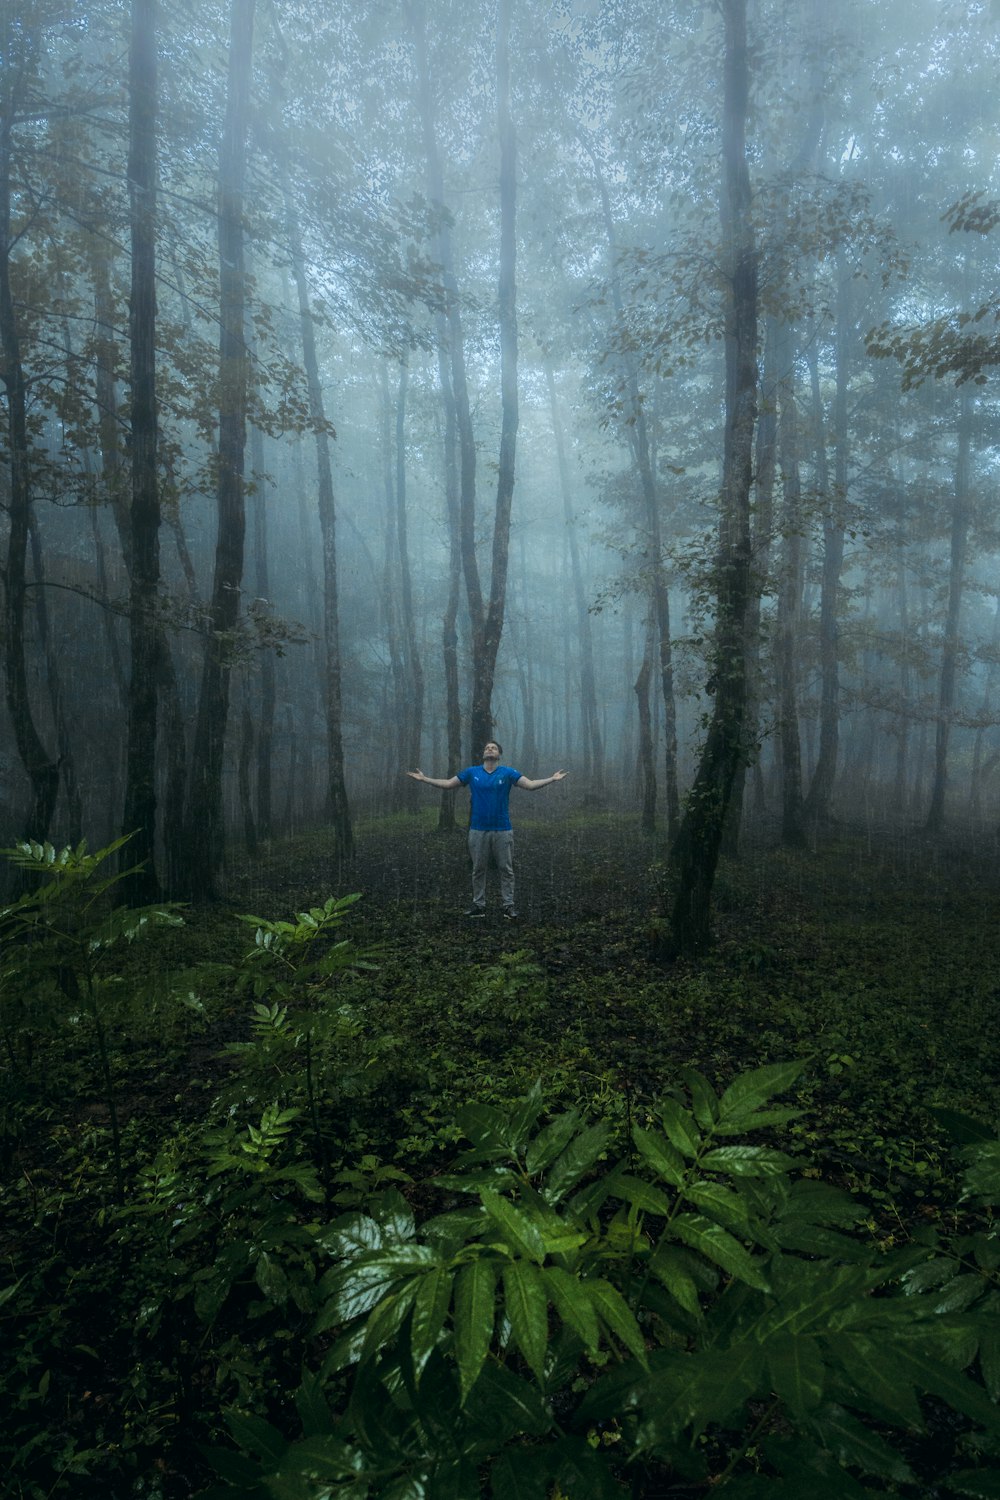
[407, 741, 568, 918]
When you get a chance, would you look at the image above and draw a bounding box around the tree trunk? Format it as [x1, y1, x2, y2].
[545, 359, 603, 791]
[408, 0, 462, 821]
[122, 0, 162, 899]
[184, 0, 255, 896]
[469, 0, 519, 757]
[283, 188, 353, 858]
[0, 63, 60, 840]
[925, 392, 973, 832]
[250, 418, 275, 841]
[662, 0, 758, 959]
[635, 628, 656, 835]
[587, 141, 678, 836]
[804, 255, 850, 823]
[394, 353, 425, 804]
[775, 322, 806, 847]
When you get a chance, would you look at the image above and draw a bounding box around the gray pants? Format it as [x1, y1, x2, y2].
[467, 829, 514, 910]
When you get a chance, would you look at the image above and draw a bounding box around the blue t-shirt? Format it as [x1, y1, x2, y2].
[457, 764, 522, 831]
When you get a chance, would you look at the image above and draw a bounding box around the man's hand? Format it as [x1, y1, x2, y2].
[551, 770, 568, 781]
[406, 769, 426, 781]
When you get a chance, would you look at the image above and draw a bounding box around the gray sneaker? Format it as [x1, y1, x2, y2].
[503, 907, 518, 920]
[464, 906, 486, 918]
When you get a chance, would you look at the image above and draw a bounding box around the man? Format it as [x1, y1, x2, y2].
[407, 742, 567, 918]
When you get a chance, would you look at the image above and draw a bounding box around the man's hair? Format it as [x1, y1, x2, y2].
[485, 741, 502, 756]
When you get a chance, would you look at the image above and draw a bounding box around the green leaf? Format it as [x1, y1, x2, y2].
[293, 1372, 332, 1439]
[507, 1081, 547, 1152]
[700, 1145, 798, 1177]
[544, 1121, 611, 1202]
[889, 1340, 1000, 1430]
[525, 1110, 580, 1175]
[804, 1403, 914, 1483]
[454, 1259, 497, 1401]
[411, 1266, 453, 1375]
[678, 1065, 720, 1129]
[503, 1261, 549, 1383]
[611, 1173, 674, 1217]
[947, 1470, 1000, 1497]
[826, 1335, 925, 1427]
[481, 1189, 545, 1263]
[671, 1213, 769, 1290]
[715, 1060, 805, 1132]
[767, 1332, 826, 1414]
[684, 1179, 755, 1236]
[586, 1278, 648, 1367]
[648, 1245, 703, 1319]
[360, 1281, 419, 1363]
[490, 1444, 552, 1499]
[657, 1096, 701, 1158]
[225, 1410, 287, 1465]
[927, 1105, 996, 1146]
[632, 1126, 685, 1188]
[543, 1265, 601, 1354]
[464, 1359, 552, 1439]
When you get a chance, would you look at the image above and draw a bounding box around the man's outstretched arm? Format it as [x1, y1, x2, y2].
[407, 769, 462, 790]
[516, 770, 568, 791]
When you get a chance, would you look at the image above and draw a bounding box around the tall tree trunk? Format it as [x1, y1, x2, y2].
[0, 51, 60, 840]
[468, 0, 519, 757]
[27, 519, 83, 841]
[545, 359, 603, 791]
[407, 0, 462, 821]
[662, 0, 758, 958]
[804, 256, 850, 823]
[184, 0, 255, 896]
[249, 417, 275, 841]
[394, 353, 424, 804]
[775, 323, 806, 847]
[380, 361, 406, 806]
[122, 0, 162, 898]
[586, 141, 678, 835]
[283, 188, 353, 857]
[635, 627, 656, 835]
[925, 392, 973, 832]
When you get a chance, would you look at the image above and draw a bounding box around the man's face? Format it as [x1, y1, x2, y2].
[483, 742, 500, 761]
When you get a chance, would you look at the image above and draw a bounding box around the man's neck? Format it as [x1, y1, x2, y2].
[482, 757, 499, 771]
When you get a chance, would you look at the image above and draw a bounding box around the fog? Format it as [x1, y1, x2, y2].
[2, 0, 998, 925]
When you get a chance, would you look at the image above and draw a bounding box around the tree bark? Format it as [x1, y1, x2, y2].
[283, 187, 354, 857]
[0, 50, 60, 840]
[122, 0, 162, 899]
[469, 0, 519, 757]
[925, 392, 973, 832]
[662, 0, 758, 958]
[775, 322, 806, 846]
[394, 353, 425, 803]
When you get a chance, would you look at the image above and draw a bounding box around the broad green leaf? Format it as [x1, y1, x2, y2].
[684, 1179, 755, 1237]
[503, 1261, 550, 1383]
[525, 1110, 581, 1175]
[927, 1105, 996, 1146]
[481, 1189, 546, 1263]
[225, 1409, 287, 1465]
[657, 1096, 701, 1158]
[632, 1126, 685, 1188]
[490, 1444, 552, 1499]
[611, 1172, 674, 1217]
[454, 1259, 497, 1401]
[947, 1470, 1000, 1498]
[318, 1247, 436, 1325]
[545, 1121, 611, 1202]
[961, 1142, 1000, 1203]
[804, 1403, 914, 1483]
[586, 1278, 648, 1367]
[826, 1334, 925, 1427]
[543, 1265, 600, 1354]
[889, 1340, 1000, 1430]
[280, 1433, 358, 1482]
[700, 1145, 798, 1177]
[981, 1318, 1000, 1402]
[360, 1281, 419, 1363]
[507, 1081, 547, 1152]
[648, 1245, 703, 1319]
[678, 1065, 720, 1129]
[716, 1060, 807, 1128]
[293, 1371, 331, 1439]
[767, 1332, 826, 1414]
[550, 1433, 629, 1498]
[375, 1187, 417, 1243]
[464, 1359, 552, 1439]
[411, 1266, 453, 1375]
[671, 1213, 769, 1290]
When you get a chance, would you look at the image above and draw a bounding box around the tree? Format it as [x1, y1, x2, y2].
[663, 0, 758, 959]
[184, 0, 256, 897]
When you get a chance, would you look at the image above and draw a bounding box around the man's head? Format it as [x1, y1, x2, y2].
[482, 741, 502, 762]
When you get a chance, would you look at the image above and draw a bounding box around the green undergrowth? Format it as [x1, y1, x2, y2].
[2, 819, 999, 1497]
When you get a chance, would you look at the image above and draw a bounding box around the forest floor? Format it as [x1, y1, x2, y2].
[4, 806, 1000, 1496]
[220, 803, 1000, 1217]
